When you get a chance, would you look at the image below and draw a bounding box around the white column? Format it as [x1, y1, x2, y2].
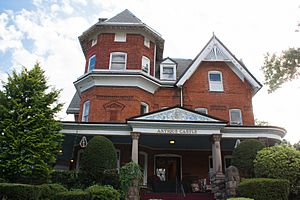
[131, 132, 140, 163]
[211, 134, 223, 173]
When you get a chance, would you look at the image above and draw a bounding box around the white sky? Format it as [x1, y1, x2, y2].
[0, 0, 299, 144]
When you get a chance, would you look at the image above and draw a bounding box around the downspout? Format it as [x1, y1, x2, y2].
[180, 86, 183, 107]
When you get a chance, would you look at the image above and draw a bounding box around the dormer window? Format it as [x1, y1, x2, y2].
[229, 109, 243, 125]
[160, 58, 177, 80]
[88, 55, 96, 72]
[114, 33, 126, 42]
[142, 56, 150, 74]
[91, 38, 97, 46]
[208, 71, 223, 92]
[144, 37, 150, 48]
[110, 52, 127, 70]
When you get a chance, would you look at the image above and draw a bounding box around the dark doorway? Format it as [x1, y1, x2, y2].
[155, 156, 181, 182]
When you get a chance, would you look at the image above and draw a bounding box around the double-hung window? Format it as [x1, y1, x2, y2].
[208, 71, 223, 92]
[142, 56, 150, 74]
[110, 52, 127, 70]
[229, 109, 243, 125]
[144, 37, 150, 48]
[161, 65, 176, 80]
[82, 100, 90, 122]
[88, 55, 96, 72]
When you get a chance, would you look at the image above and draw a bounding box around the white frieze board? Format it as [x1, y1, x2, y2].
[136, 108, 219, 122]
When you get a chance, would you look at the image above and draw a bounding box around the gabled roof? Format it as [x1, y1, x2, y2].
[128, 106, 226, 123]
[105, 9, 142, 24]
[66, 92, 80, 114]
[176, 35, 262, 95]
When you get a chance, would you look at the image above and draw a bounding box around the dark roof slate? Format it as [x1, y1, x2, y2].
[66, 92, 80, 114]
[105, 9, 142, 24]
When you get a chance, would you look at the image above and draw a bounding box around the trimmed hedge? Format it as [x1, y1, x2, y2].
[54, 190, 90, 200]
[227, 198, 254, 200]
[51, 170, 81, 189]
[238, 178, 290, 200]
[0, 183, 42, 200]
[86, 185, 120, 200]
[39, 183, 68, 199]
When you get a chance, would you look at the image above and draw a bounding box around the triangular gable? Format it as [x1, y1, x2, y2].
[105, 9, 142, 24]
[129, 106, 225, 123]
[176, 35, 262, 94]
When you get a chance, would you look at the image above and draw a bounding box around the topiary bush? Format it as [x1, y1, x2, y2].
[254, 144, 300, 197]
[237, 178, 290, 200]
[102, 169, 120, 189]
[86, 184, 120, 200]
[54, 190, 90, 200]
[232, 139, 265, 177]
[80, 136, 117, 184]
[0, 183, 42, 200]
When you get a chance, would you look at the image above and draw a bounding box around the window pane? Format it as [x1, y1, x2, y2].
[111, 63, 125, 70]
[142, 57, 150, 73]
[89, 56, 96, 71]
[209, 73, 221, 81]
[163, 67, 174, 74]
[112, 54, 125, 62]
[82, 101, 90, 122]
[111, 53, 126, 70]
[230, 109, 242, 125]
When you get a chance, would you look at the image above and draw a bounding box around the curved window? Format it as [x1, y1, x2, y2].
[229, 109, 243, 125]
[140, 102, 149, 114]
[82, 100, 90, 122]
[110, 52, 127, 70]
[88, 55, 96, 72]
[142, 56, 150, 74]
[208, 71, 223, 92]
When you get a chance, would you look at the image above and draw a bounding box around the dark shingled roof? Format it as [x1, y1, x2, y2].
[66, 92, 80, 114]
[172, 58, 193, 78]
[105, 9, 142, 24]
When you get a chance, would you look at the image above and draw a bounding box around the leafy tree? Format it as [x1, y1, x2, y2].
[254, 144, 300, 195]
[231, 139, 265, 178]
[80, 136, 117, 185]
[262, 48, 300, 93]
[0, 63, 63, 184]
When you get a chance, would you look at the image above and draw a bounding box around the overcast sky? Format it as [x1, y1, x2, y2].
[0, 0, 299, 143]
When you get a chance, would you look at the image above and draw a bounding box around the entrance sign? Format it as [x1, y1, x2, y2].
[157, 129, 197, 134]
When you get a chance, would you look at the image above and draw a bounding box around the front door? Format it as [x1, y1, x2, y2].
[155, 156, 181, 182]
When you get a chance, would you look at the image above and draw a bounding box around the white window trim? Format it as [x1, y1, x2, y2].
[88, 55, 96, 72]
[141, 102, 149, 114]
[141, 56, 150, 74]
[224, 155, 233, 170]
[109, 52, 127, 70]
[229, 109, 243, 125]
[195, 107, 208, 114]
[160, 64, 176, 80]
[144, 37, 150, 48]
[82, 100, 90, 122]
[208, 71, 224, 92]
[139, 151, 148, 185]
[114, 33, 126, 42]
[116, 149, 120, 173]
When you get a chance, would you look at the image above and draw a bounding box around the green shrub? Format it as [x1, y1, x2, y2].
[102, 169, 120, 189]
[119, 162, 143, 199]
[227, 198, 254, 200]
[232, 139, 265, 177]
[51, 170, 81, 189]
[86, 184, 120, 200]
[237, 178, 290, 200]
[80, 136, 117, 184]
[254, 145, 300, 195]
[0, 178, 6, 183]
[54, 190, 90, 200]
[0, 183, 42, 200]
[39, 183, 68, 199]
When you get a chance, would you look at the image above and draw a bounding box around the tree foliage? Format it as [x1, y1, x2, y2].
[262, 48, 300, 93]
[80, 136, 117, 184]
[231, 139, 265, 178]
[0, 63, 63, 184]
[254, 144, 300, 194]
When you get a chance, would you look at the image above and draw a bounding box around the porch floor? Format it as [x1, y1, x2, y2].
[141, 192, 215, 200]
